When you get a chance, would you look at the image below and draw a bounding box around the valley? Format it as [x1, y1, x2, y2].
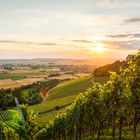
[0, 52, 140, 140]
[0, 63, 97, 131]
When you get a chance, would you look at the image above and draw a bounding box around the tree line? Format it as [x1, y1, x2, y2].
[0, 79, 61, 109]
[93, 55, 135, 77]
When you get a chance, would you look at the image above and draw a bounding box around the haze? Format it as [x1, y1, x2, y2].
[0, 0, 140, 59]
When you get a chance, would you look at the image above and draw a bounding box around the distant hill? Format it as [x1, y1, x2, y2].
[93, 55, 135, 77]
[0, 58, 118, 66]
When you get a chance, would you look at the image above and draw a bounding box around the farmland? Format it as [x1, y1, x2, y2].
[0, 64, 94, 125]
[0, 70, 58, 80]
[31, 76, 109, 125]
[0, 0, 139, 138]
[1, 56, 139, 140]
[31, 95, 76, 114]
[0, 53, 139, 138]
[0, 78, 44, 89]
[48, 76, 93, 100]
[0, 65, 89, 89]
[0, 109, 22, 131]
[0, 67, 60, 89]
[0, 71, 107, 126]
[30, 76, 94, 124]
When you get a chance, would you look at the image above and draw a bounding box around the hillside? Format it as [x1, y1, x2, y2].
[30, 76, 93, 124]
[1, 52, 139, 139]
[36, 51, 140, 140]
[48, 76, 93, 100]
[93, 55, 135, 77]
[0, 109, 22, 131]
[93, 60, 128, 77]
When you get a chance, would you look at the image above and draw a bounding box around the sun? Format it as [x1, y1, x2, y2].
[93, 43, 108, 52]
[87, 35, 109, 52]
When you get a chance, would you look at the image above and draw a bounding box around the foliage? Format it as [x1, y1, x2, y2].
[36, 50, 140, 140]
[0, 79, 61, 108]
[1, 51, 140, 139]
[93, 60, 128, 77]
[17, 105, 39, 140]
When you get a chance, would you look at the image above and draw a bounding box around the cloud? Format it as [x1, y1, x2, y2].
[0, 40, 57, 46]
[70, 38, 140, 51]
[97, 0, 123, 8]
[107, 33, 140, 38]
[99, 40, 140, 50]
[71, 39, 93, 43]
[123, 18, 140, 24]
[71, 37, 140, 50]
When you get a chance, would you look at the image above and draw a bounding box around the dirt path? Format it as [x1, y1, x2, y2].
[37, 103, 72, 116]
[91, 78, 96, 85]
[40, 87, 49, 100]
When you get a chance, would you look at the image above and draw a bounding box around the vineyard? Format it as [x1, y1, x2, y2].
[35, 51, 140, 140]
[0, 109, 22, 131]
[30, 76, 93, 125]
[1, 0, 140, 139]
[1, 51, 140, 140]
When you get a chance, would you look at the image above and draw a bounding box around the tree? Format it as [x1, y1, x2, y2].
[104, 72, 124, 139]
[129, 53, 140, 138]
[18, 105, 38, 140]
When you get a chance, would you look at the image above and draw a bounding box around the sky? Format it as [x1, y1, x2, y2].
[0, 0, 140, 59]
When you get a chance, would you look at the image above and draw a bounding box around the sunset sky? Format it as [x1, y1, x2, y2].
[0, 0, 140, 59]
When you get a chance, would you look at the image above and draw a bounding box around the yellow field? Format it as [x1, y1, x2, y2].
[48, 74, 77, 80]
[0, 78, 44, 89]
[48, 73, 90, 80]
[0, 79, 20, 89]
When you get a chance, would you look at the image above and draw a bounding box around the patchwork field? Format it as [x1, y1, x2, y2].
[0, 78, 44, 89]
[0, 70, 90, 89]
[16, 78, 44, 86]
[48, 73, 90, 80]
[48, 74, 77, 80]
[0, 69, 58, 80]
[0, 79, 21, 89]
[0, 66, 107, 127]
[0, 69, 60, 89]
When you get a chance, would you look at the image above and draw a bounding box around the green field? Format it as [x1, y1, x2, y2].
[30, 76, 109, 125]
[30, 76, 94, 124]
[48, 76, 93, 100]
[37, 109, 65, 126]
[31, 94, 77, 114]
[1, 76, 108, 126]
[0, 70, 58, 80]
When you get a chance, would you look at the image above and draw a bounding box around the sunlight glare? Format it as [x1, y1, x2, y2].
[93, 43, 108, 52]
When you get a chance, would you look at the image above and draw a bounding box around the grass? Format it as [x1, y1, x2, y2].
[30, 76, 94, 125]
[83, 125, 140, 140]
[37, 109, 65, 126]
[48, 76, 93, 100]
[30, 76, 93, 114]
[31, 76, 109, 125]
[30, 94, 77, 114]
